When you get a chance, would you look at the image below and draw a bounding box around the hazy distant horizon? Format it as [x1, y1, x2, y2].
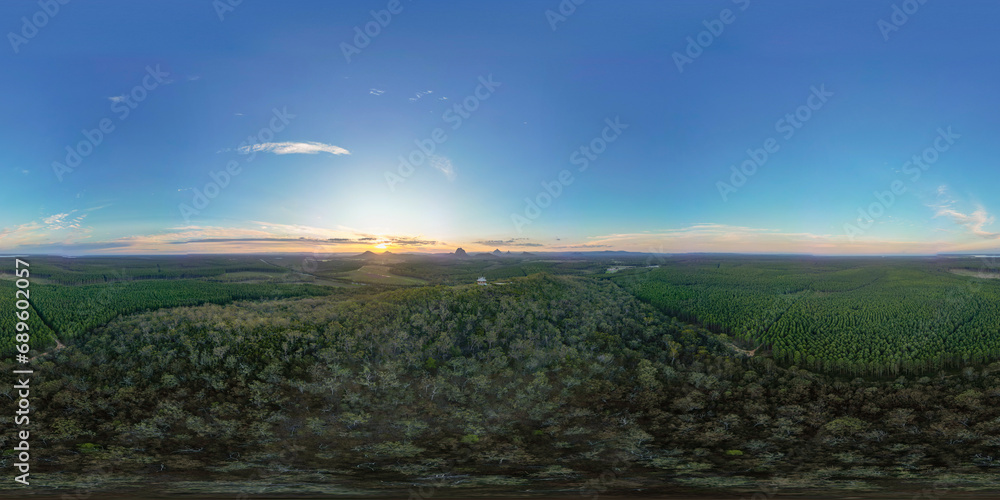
[5, 250, 1000, 259]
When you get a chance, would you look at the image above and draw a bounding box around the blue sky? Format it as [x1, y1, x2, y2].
[2, 0, 999, 255]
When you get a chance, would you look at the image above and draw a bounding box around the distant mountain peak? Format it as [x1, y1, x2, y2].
[454, 247, 468, 257]
[492, 249, 502, 255]
[357, 250, 378, 257]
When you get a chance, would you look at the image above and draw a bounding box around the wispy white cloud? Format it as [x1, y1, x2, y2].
[409, 90, 433, 102]
[474, 238, 542, 247]
[42, 211, 88, 229]
[934, 206, 997, 238]
[428, 154, 456, 181]
[0, 208, 98, 250]
[369, 88, 385, 96]
[557, 243, 611, 249]
[43, 212, 71, 225]
[238, 141, 350, 156]
[108, 95, 126, 103]
[929, 186, 998, 239]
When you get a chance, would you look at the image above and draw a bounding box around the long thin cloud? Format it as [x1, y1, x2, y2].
[238, 141, 350, 156]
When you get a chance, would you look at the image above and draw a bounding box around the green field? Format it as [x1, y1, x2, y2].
[336, 264, 428, 285]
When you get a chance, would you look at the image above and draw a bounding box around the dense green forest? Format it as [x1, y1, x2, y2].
[21, 256, 289, 285]
[610, 257, 1000, 375]
[0, 280, 58, 358]
[0, 278, 332, 354]
[2, 254, 999, 496]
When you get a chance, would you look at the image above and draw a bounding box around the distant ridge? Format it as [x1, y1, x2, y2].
[357, 250, 378, 258]
[454, 247, 468, 257]
[492, 249, 502, 255]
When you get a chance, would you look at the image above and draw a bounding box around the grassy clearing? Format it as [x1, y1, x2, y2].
[337, 265, 427, 285]
[949, 268, 1000, 279]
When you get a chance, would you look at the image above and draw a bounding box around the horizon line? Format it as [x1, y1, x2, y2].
[3, 251, 995, 258]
